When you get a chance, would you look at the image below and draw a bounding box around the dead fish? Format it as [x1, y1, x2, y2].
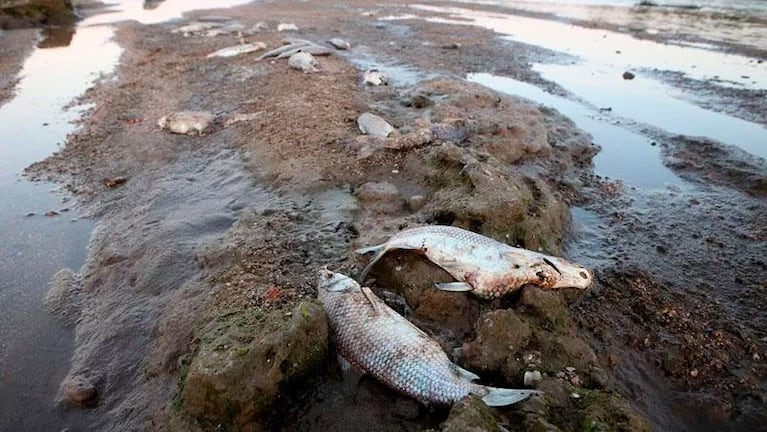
[206, 42, 267, 58]
[357, 225, 592, 299]
[157, 111, 215, 135]
[275, 44, 332, 59]
[288, 52, 319, 73]
[317, 269, 539, 406]
[357, 112, 394, 137]
[363, 69, 388, 86]
[328, 38, 351, 50]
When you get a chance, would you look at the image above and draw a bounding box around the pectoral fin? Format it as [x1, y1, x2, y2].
[361, 287, 380, 315]
[434, 282, 473, 292]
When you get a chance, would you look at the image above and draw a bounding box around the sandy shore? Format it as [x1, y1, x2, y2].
[4, 0, 766, 431]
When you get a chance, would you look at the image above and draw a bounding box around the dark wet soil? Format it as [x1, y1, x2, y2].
[6, 0, 767, 431]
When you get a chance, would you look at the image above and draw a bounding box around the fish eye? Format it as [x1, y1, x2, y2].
[579, 271, 589, 279]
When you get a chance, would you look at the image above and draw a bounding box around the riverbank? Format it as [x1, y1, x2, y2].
[7, 0, 767, 430]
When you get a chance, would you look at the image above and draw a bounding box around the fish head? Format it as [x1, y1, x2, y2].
[537, 256, 593, 290]
[317, 269, 360, 294]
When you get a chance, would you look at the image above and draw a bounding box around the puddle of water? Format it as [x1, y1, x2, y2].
[408, 4, 767, 89]
[468, 72, 685, 189]
[534, 62, 767, 160]
[83, 0, 255, 25]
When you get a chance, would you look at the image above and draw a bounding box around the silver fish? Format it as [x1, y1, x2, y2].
[356, 225, 592, 299]
[317, 269, 539, 406]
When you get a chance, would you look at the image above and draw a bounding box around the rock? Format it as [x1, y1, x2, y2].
[383, 128, 432, 150]
[181, 302, 328, 428]
[462, 309, 532, 378]
[524, 370, 543, 387]
[405, 94, 434, 109]
[328, 38, 351, 50]
[440, 395, 501, 432]
[622, 71, 635, 80]
[206, 42, 267, 58]
[431, 119, 470, 143]
[407, 195, 426, 212]
[44, 210, 60, 217]
[363, 69, 388, 86]
[0, 0, 75, 28]
[353, 182, 403, 214]
[519, 288, 575, 332]
[357, 112, 394, 137]
[288, 52, 319, 73]
[157, 111, 214, 135]
[63, 375, 97, 405]
[277, 22, 298, 32]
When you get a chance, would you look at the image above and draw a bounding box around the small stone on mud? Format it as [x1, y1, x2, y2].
[407, 195, 426, 212]
[441, 42, 461, 49]
[357, 112, 394, 137]
[45, 210, 60, 217]
[690, 369, 699, 378]
[524, 370, 543, 387]
[103, 176, 127, 188]
[354, 182, 402, 213]
[25, 212, 35, 217]
[63, 375, 97, 405]
[570, 375, 583, 386]
[622, 71, 636, 80]
[157, 111, 214, 135]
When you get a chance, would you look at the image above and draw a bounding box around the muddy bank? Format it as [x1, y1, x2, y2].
[23, 0, 766, 431]
[0, 28, 38, 104]
[0, 0, 75, 29]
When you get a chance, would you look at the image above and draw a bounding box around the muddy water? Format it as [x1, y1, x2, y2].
[0, 1, 253, 430]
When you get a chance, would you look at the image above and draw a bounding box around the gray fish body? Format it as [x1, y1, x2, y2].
[317, 270, 537, 406]
[357, 225, 592, 299]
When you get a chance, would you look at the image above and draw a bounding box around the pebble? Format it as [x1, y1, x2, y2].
[25, 212, 35, 217]
[407, 195, 426, 212]
[690, 369, 699, 378]
[523, 370, 543, 387]
[63, 376, 97, 405]
[565, 366, 576, 373]
[570, 375, 583, 386]
[622, 71, 636, 80]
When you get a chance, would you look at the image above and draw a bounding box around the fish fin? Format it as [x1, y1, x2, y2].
[435, 282, 473, 292]
[481, 388, 541, 407]
[361, 287, 380, 315]
[355, 244, 386, 281]
[454, 365, 481, 382]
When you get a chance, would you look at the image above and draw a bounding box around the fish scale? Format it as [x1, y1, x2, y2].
[357, 225, 592, 299]
[318, 270, 538, 406]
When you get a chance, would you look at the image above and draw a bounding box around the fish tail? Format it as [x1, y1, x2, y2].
[355, 244, 386, 281]
[481, 387, 541, 407]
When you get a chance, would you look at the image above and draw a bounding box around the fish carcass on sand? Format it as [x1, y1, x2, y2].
[356, 225, 592, 299]
[317, 269, 539, 406]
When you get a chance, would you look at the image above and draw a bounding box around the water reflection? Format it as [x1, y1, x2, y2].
[38, 25, 75, 48]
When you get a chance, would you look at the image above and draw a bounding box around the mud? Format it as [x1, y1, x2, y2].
[15, 0, 767, 431]
[0, 28, 38, 104]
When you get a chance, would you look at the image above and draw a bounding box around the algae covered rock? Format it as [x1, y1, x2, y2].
[441, 395, 501, 432]
[180, 301, 328, 429]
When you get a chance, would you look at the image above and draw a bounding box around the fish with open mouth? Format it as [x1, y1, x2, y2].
[356, 225, 592, 299]
[317, 269, 539, 406]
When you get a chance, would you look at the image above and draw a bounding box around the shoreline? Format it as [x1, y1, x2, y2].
[3, 0, 767, 430]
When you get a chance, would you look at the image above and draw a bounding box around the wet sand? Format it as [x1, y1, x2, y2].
[2, 0, 766, 430]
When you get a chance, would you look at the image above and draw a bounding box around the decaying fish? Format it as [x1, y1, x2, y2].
[317, 269, 539, 406]
[357, 225, 592, 299]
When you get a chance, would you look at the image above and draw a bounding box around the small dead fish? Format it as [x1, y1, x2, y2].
[318, 270, 539, 406]
[206, 42, 267, 58]
[288, 52, 319, 73]
[157, 111, 215, 135]
[357, 225, 592, 299]
[363, 69, 388, 86]
[275, 44, 331, 59]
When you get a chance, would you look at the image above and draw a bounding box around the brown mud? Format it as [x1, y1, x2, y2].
[15, 0, 767, 431]
[0, 27, 38, 104]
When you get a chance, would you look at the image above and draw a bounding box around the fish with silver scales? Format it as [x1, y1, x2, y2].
[317, 269, 540, 407]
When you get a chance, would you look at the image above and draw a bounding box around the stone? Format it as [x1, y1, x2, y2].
[277, 22, 298, 32]
[63, 375, 97, 405]
[440, 395, 501, 432]
[357, 112, 394, 137]
[354, 182, 403, 214]
[181, 302, 328, 428]
[363, 69, 388, 86]
[407, 195, 426, 212]
[622, 71, 636, 80]
[462, 309, 532, 378]
[524, 370, 543, 387]
[157, 111, 214, 135]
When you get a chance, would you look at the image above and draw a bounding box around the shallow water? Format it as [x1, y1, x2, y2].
[0, 0, 252, 430]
